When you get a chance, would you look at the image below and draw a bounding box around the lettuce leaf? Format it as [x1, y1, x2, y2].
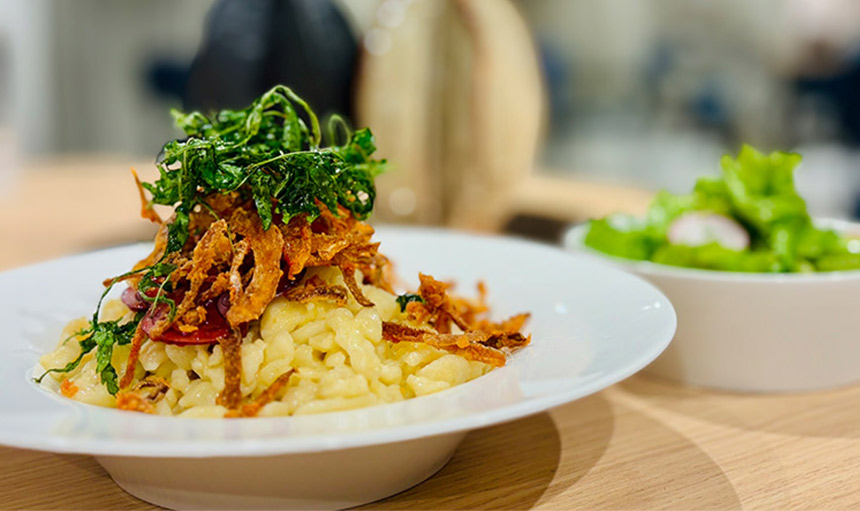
[651, 243, 781, 272]
[584, 218, 656, 260]
[721, 146, 808, 235]
[584, 144, 860, 273]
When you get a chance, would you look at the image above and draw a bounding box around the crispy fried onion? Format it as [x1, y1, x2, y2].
[119, 320, 148, 389]
[404, 274, 470, 333]
[279, 203, 392, 302]
[281, 215, 312, 279]
[452, 280, 488, 327]
[389, 274, 531, 366]
[132, 168, 163, 224]
[381, 322, 529, 367]
[225, 207, 285, 327]
[130, 205, 285, 333]
[225, 369, 295, 418]
[339, 264, 374, 307]
[216, 329, 243, 409]
[406, 275, 531, 337]
[282, 275, 349, 306]
[115, 199, 391, 404]
[116, 376, 170, 414]
[474, 313, 531, 337]
[149, 219, 233, 338]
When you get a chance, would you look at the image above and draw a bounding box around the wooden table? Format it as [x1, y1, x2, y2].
[2, 158, 859, 510]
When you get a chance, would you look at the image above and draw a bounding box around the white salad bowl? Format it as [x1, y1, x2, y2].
[564, 221, 860, 393]
[0, 227, 676, 510]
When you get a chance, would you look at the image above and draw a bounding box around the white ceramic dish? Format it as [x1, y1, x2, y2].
[0, 227, 676, 510]
[564, 221, 860, 393]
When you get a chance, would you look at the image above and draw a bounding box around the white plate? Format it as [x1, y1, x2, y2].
[0, 226, 676, 510]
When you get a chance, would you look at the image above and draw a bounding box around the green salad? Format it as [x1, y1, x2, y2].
[584, 145, 860, 272]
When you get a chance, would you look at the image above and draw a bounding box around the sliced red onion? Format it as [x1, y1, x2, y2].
[121, 287, 150, 311]
[140, 304, 169, 338]
[217, 293, 231, 318]
[668, 212, 750, 251]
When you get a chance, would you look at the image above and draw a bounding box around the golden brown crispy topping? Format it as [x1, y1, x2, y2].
[281, 275, 350, 306]
[225, 207, 285, 327]
[482, 331, 531, 350]
[381, 321, 515, 367]
[339, 265, 374, 307]
[381, 275, 530, 368]
[111, 176, 527, 414]
[116, 392, 155, 414]
[474, 313, 532, 336]
[119, 321, 148, 389]
[116, 376, 170, 414]
[410, 273, 470, 333]
[133, 376, 170, 400]
[280, 215, 313, 279]
[132, 168, 163, 224]
[168, 219, 232, 332]
[216, 330, 243, 410]
[424, 338, 507, 367]
[199, 272, 231, 303]
[381, 321, 431, 340]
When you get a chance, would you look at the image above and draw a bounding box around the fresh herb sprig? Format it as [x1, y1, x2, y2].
[144, 85, 387, 253]
[136, 261, 178, 319]
[35, 270, 147, 394]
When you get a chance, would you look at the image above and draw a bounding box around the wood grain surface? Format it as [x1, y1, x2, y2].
[2, 159, 859, 510]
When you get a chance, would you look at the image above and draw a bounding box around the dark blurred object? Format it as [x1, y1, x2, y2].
[146, 59, 190, 101]
[536, 38, 571, 129]
[502, 214, 569, 244]
[795, 49, 860, 145]
[184, 0, 357, 117]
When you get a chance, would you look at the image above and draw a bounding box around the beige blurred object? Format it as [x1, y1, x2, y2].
[0, 156, 160, 270]
[355, 0, 545, 230]
[509, 174, 652, 222]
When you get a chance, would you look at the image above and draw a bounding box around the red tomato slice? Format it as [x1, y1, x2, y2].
[147, 295, 231, 346]
[156, 325, 230, 346]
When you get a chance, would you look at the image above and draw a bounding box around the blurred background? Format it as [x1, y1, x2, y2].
[2, 0, 860, 261]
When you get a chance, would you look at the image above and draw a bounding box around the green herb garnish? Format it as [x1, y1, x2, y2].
[91, 312, 144, 395]
[396, 293, 425, 312]
[144, 84, 386, 250]
[35, 270, 146, 393]
[136, 261, 178, 320]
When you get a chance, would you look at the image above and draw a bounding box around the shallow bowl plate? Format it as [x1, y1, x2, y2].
[0, 226, 676, 510]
